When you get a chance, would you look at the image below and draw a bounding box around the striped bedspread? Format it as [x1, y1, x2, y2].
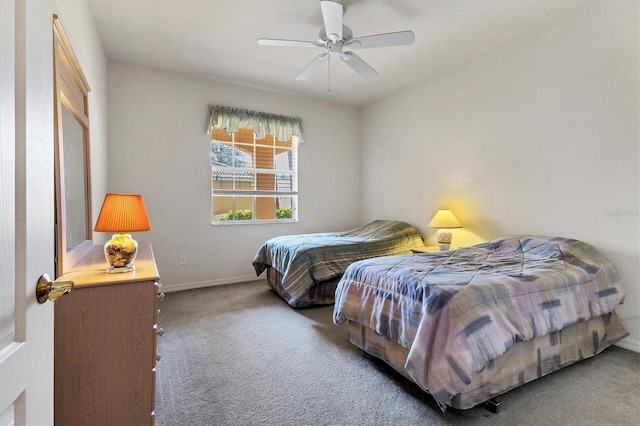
[333, 236, 627, 409]
[252, 220, 424, 306]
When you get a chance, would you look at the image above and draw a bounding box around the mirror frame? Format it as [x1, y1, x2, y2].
[53, 15, 92, 277]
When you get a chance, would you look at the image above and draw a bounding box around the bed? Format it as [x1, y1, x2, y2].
[333, 236, 629, 411]
[252, 220, 424, 307]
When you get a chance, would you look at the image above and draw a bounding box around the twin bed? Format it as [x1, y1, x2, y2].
[252, 220, 424, 307]
[333, 236, 628, 410]
[253, 227, 629, 412]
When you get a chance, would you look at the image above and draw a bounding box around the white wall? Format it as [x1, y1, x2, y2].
[107, 62, 361, 291]
[360, 1, 639, 351]
[54, 0, 109, 226]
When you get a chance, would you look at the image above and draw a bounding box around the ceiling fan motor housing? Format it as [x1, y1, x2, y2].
[319, 25, 353, 45]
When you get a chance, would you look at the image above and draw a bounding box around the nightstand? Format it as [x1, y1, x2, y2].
[411, 245, 440, 253]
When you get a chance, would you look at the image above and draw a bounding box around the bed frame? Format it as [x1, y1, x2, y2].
[347, 311, 628, 411]
[265, 266, 340, 308]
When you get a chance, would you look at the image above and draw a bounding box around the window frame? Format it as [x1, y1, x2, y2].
[210, 127, 298, 225]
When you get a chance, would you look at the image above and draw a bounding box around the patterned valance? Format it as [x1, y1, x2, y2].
[207, 105, 303, 142]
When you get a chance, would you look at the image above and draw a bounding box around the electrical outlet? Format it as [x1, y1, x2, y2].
[179, 254, 187, 265]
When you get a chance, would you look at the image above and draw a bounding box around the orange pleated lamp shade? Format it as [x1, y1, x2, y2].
[94, 193, 151, 233]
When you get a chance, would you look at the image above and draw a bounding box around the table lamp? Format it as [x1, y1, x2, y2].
[94, 193, 151, 273]
[428, 209, 462, 251]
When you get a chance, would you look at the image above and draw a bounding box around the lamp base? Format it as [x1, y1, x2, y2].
[436, 229, 453, 251]
[437, 242, 451, 251]
[103, 233, 138, 272]
[105, 265, 135, 274]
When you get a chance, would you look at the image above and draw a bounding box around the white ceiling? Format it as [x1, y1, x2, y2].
[86, 0, 587, 108]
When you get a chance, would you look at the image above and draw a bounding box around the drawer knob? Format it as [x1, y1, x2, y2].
[157, 327, 164, 336]
[157, 292, 165, 302]
[156, 353, 161, 362]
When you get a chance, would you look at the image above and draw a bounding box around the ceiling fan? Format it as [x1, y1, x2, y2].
[257, 0, 415, 84]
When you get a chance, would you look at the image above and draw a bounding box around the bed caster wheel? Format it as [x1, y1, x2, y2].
[484, 398, 500, 413]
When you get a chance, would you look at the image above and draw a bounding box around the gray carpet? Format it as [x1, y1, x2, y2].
[155, 280, 640, 426]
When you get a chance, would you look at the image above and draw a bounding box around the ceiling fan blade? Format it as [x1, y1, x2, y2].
[295, 53, 329, 80]
[258, 38, 324, 48]
[347, 30, 415, 50]
[320, 1, 343, 42]
[340, 52, 378, 80]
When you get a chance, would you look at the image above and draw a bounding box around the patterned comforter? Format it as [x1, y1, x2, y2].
[252, 220, 424, 306]
[333, 236, 627, 409]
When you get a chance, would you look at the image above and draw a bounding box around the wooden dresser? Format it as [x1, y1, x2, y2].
[54, 243, 163, 425]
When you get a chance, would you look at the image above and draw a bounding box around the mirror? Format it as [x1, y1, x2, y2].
[53, 15, 92, 277]
[61, 105, 88, 251]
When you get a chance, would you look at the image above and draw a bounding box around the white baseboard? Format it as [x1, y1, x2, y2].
[162, 274, 262, 293]
[615, 336, 640, 353]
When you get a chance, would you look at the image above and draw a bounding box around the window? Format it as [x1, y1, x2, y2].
[207, 105, 302, 225]
[211, 127, 298, 224]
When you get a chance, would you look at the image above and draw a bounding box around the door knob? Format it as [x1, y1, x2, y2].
[36, 274, 74, 303]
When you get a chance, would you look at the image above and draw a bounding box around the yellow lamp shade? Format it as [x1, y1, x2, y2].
[428, 209, 462, 229]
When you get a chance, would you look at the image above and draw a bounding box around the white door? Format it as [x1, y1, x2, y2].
[0, 1, 56, 425]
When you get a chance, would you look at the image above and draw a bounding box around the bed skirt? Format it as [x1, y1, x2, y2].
[347, 310, 629, 410]
[266, 266, 340, 308]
